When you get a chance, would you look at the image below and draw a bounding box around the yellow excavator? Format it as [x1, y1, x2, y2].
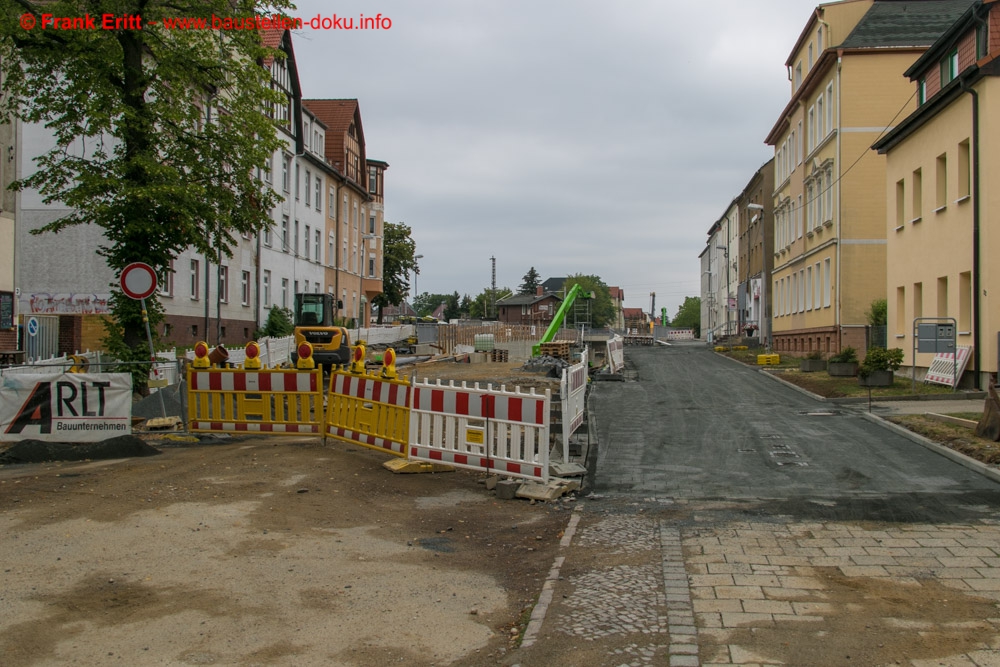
[290, 293, 351, 370]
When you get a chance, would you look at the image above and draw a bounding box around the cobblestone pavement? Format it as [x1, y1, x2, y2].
[516, 499, 1000, 667]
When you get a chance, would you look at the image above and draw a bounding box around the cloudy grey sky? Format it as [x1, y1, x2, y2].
[289, 0, 818, 315]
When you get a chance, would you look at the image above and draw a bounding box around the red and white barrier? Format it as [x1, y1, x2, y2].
[409, 379, 550, 482]
[925, 345, 973, 388]
[608, 335, 624, 373]
[187, 368, 323, 435]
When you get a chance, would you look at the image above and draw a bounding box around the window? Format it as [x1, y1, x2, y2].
[977, 22, 988, 60]
[159, 260, 174, 297]
[912, 168, 922, 221]
[281, 216, 289, 251]
[794, 62, 802, 90]
[219, 266, 229, 303]
[281, 278, 288, 309]
[304, 169, 311, 207]
[959, 271, 971, 331]
[241, 271, 250, 306]
[329, 190, 336, 219]
[958, 140, 971, 199]
[937, 276, 948, 317]
[817, 26, 823, 51]
[824, 167, 833, 222]
[264, 223, 272, 247]
[825, 83, 833, 132]
[806, 182, 815, 229]
[352, 202, 358, 229]
[315, 178, 321, 213]
[263, 270, 271, 307]
[328, 234, 335, 267]
[368, 255, 376, 278]
[918, 79, 927, 105]
[369, 214, 376, 235]
[797, 195, 803, 238]
[304, 225, 311, 259]
[808, 43, 813, 69]
[823, 259, 831, 308]
[295, 163, 300, 200]
[816, 95, 824, 140]
[369, 166, 378, 194]
[189, 260, 199, 300]
[315, 230, 321, 261]
[814, 262, 821, 308]
[895, 179, 905, 228]
[935, 153, 947, 209]
[263, 155, 272, 184]
[806, 266, 813, 310]
[940, 49, 958, 86]
[797, 121, 803, 164]
[294, 219, 299, 255]
[896, 286, 906, 334]
[807, 106, 816, 152]
[913, 282, 923, 319]
[799, 270, 805, 313]
[282, 155, 290, 192]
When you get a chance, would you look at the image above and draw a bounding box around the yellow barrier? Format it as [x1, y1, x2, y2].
[187, 368, 324, 434]
[326, 363, 411, 457]
[757, 354, 781, 365]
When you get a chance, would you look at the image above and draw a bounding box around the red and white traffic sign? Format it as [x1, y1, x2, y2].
[120, 262, 158, 300]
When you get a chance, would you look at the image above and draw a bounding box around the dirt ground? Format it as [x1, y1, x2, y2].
[0, 358, 570, 666]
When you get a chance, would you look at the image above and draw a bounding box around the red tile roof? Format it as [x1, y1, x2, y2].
[302, 99, 365, 181]
[260, 27, 285, 66]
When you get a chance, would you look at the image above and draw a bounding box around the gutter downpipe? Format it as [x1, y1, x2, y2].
[835, 51, 843, 349]
[959, 77, 981, 390]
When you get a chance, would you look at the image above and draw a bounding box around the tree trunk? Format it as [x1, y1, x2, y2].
[975, 384, 1000, 441]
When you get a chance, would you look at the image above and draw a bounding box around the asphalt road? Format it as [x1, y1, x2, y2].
[587, 342, 1000, 523]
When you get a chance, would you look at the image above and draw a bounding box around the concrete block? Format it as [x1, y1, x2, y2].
[484, 476, 499, 490]
[496, 479, 521, 500]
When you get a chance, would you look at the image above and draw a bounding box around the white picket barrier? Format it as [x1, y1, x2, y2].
[558, 348, 588, 463]
[925, 345, 973, 388]
[608, 335, 624, 373]
[409, 379, 550, 482]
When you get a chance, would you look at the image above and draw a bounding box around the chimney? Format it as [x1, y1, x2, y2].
[536, 286, 544, 296]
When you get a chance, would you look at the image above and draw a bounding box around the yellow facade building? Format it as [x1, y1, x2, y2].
[765, 0, 973, 356]
[874, 0, 999, 388]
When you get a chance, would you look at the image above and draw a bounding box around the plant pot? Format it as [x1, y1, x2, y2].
[800, 358, 826, 372]
[827, 362, 858, 377]
[858, 370, 894, 387]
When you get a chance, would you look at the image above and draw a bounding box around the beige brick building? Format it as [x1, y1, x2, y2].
[765, 0, 974, 357]
[874, 0, 999, 388]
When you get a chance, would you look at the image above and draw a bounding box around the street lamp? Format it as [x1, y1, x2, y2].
[412, 254, 423, 312]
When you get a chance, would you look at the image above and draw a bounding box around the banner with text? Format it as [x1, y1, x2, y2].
[1, 373, 132, 442]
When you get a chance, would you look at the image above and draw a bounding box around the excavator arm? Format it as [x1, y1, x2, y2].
[533, 283, 583, 356]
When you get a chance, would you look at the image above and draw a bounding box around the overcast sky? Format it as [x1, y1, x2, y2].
[289, 0, 819, 315]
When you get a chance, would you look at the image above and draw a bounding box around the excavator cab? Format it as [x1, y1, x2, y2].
[291, 293, 351, 369]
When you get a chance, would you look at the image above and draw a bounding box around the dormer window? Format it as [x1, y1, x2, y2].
[918, 78, 927, 105]
[940, 49, 958, 86]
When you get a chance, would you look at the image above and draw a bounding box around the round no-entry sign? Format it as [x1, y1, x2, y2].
[120, 262, 158, 300]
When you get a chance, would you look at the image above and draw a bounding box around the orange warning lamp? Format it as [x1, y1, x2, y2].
[295, 341, 315, 370]
[244, 341, 262, 370]
[381, 347, 397, 379]
[349, 343, 367, 374]
[192, 341, 211, 369]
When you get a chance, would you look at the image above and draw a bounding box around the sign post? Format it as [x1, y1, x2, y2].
[120, 263, 166, 418]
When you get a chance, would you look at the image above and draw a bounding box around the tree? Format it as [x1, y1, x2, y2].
[256, 306, 294, 338]
[519, 267, 542, 295]
[413, 292, 452, 318]
[467, 288, 512, 319]
[866, 298, 888, 326]
[563, 274, 614, 328]
[1, 0, 290, 388]
[672, 297, 701, 336]
[372, 221, 417, 323]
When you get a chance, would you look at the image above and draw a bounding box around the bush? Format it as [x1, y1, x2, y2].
[860, 346, 904, 377]
[255, 307, 295, 338]
[829, 347, 858, 364]
[806, 350, 824, 360]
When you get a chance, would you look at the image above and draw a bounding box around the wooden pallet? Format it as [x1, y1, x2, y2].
[539, 341, 571, 360]
[490, 349, 509, 363]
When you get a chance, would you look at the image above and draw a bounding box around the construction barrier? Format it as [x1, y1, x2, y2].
[325, 369, 411, 457]
[408, 379, 551, 482]
[558, 348, 588, 463]
[926, 345, 973, 388]
[187, 368, 324, 434]
[757, 353, 781, 366]
[608, 335, 624, 373]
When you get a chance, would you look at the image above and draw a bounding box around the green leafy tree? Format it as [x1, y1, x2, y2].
[563, 274, 614, 328]
[372, 221, 417, 323]
[672, 296, 701, 336]
[459, 294, 473, 318]
[468, 288, 512, 319]
[866, 298, 888, 326]
[443, 291, 462, 321]
[255, 306, 294, 338]
[1, 0, 290, 389]
[519, 267, 542, 295]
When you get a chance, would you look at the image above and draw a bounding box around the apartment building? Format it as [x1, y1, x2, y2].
[873, 0, 999, 388]
[764, 0, 973, 356]
[0, 111, 16, 351]
[304, 99, 386, 327]
[703, 200, 739, 341]
[737, 160, 776, 343]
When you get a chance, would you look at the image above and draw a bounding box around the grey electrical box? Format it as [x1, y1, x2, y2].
[917, 323, 955, 353]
